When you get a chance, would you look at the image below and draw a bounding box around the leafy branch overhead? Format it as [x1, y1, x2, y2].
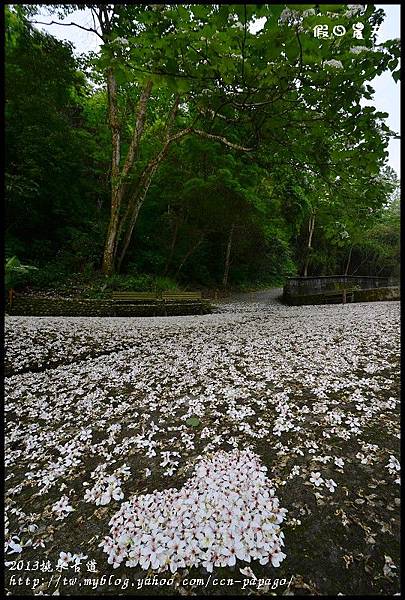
[5, 4, 400, 286]
[24, 4, 399, 276]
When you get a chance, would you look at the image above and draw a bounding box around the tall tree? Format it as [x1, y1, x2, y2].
[27, 4, 401, 276]
[5, 6, 95, 265]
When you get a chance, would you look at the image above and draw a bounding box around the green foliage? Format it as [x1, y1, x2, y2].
[352, 196, 400, 278]
[80, 273, 179, 299]
[27, 262, 70, 290]
[5, 256, 38, 290]
[104, 274, 155, 291]
[5, 7, 102, 270]
[154, 277, 179, 292]
[4, 5, 401, 293]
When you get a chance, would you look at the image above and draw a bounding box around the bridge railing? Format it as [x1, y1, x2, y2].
[283, 275, 396, 298]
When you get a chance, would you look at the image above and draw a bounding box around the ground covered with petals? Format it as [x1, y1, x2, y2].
[4, 298, 400, 596]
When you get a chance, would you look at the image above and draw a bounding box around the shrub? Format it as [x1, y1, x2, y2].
[28, 262, 70, 289]
[5, 256, 38, 291]
[153, 276, 179, 292]
[103, 273, 155, 291]
[82, 273, 180, 299]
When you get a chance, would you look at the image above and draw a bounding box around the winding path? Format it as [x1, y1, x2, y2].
[221, 287, 284, 305]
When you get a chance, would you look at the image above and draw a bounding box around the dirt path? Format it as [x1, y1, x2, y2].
[222, 287, 284, 305]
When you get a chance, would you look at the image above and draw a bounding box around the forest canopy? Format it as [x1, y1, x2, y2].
[5, 4, 400, 293]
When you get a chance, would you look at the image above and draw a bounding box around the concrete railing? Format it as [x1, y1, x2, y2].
[284, 275, 397, 298]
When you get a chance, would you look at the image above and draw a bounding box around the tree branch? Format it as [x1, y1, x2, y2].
[295, 25, 304, 74]
[190, 129, 255, 152]
[29, 19, 104, 40]
[242, 4, 247, 83]
[164, 94, 181, 140]
[116, 127, 193, 270]
[120, 79, 153, 182]
[107, 68, 120, 181]
[196, 106, 246, 125]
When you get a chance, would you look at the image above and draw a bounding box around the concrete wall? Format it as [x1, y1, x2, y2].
[284, 275, 396, 299]
[283, 286, 400, 306]
[353, 286, 400, 303]
[6, 296, 212, 317]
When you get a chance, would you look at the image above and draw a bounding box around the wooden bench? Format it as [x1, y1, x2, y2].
[323, 288, 355, 304]
[111, 291, 203, 302]
[110, 290, 209, 316]
[161, 291, 202, 301]
[111, 291, 159, 302]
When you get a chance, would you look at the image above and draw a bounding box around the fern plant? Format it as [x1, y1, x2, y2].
[5, 256, 38, 305]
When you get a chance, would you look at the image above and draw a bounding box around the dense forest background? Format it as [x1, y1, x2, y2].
[5, 5, 400, 295]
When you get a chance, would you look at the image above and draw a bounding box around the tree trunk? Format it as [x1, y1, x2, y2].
[102, 66, 121, 275]
[26, 9, 259, 278]
[103, 194, 121, 275]
[302, 212, 315, 277]
[116, 154, 169, 272]
[102, 76, 154, 275]
[222, 223, 235, 288]
[351, 252, 370, 275]
[175, 235, 204, 277]
[116, 127, 191, 271]
[344, 245, 353, 276]
[101, 88, 254, 274]
[164, 218, 179, 276]
[8, 289, 14, 308]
